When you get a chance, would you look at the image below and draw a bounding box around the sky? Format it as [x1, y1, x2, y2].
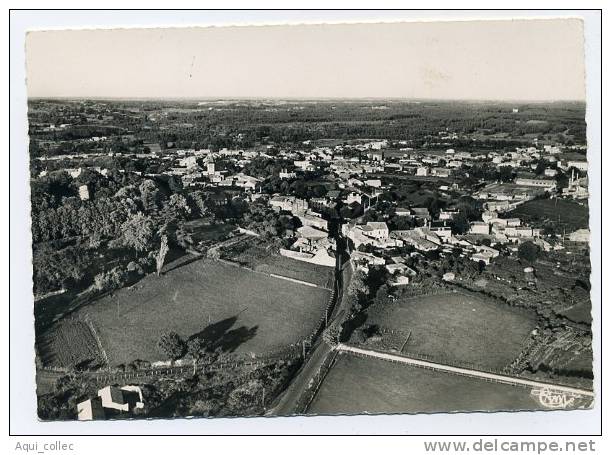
[25, 19, 586, 101]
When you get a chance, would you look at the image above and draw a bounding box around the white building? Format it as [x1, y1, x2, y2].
[469, 222, 490, 235]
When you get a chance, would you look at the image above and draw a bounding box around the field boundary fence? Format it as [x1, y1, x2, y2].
[80, 313, 110, 369]
[338, 344, 594, 396]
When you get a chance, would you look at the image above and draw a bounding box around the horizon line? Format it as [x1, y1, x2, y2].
[28, 96, 586, 104]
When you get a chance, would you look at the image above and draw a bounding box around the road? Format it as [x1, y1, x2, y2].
[269, 233, 352, 416]
[270, 340, 334, 416]
[337, 344, 594, 397]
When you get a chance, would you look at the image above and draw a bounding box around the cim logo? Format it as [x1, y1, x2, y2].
[530, 387, 578, 409]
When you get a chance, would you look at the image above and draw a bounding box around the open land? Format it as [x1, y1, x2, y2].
[307, 352, 590, 415]
[227, 243, 335, 289]
[364, 292, 537, 370]
[509, 198, 589, 231]
[39, 258, 330, 367]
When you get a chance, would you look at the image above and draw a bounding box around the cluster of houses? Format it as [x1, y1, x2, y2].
[342, 210, 503, 286]
[77, 385, 145, 421]
[33, 133, 589, 279]
[269, 195, 336, 267]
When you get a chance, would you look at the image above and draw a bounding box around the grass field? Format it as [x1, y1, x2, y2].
[41, 258, 330, 367]
[228, 244, 334, 288]
[37, 319, 105, 369]
[366, 292, 537, 370]
[307, 353, 590, 415]
[509, 198, 589, 232]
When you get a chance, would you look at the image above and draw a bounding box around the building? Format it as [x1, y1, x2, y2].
[429, 221, 452, 241]
[567, 161, 588, 172]
[344, 192, 362, 205]
[362, 222, 389, 240]
[569, 229, 590, 243]
[93, 385, 145, 416]
[205, 155, 215, 175]
[77, 397, 105, 421]
[411, 207, 431, 221]
[469, 222, 490, 235]
[269, 195, 308, 213]
[439, 209, 459, 221]
[78, 184, 90, 201]
[514, 174, 557, 190]
[279, 169, 296, 179]
[431, 167, 452, 178]
[97, 386, 130, 412]
[364, 179, 382, 188]
[297, 212, 329, 231]
[416, 166, 429, 177]
[395, 207, 411, 217]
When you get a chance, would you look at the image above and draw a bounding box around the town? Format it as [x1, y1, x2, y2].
[30, 98, 593, 420]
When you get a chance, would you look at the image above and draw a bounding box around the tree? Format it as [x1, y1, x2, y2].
[155, 235, 170, 276]
[121, 212, 154, 254]
[186, 338, 204, 375]
[157, 331, 185, 360]
[518, 241, 540, 263]
[452, 212, 470, 235]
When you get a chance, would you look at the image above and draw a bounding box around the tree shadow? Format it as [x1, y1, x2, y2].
[161, 253, 203, 275]
[188, 316, 258, 353]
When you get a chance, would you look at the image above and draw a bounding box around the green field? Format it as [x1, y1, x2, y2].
[307, 353, 590, 415]
[41, 258, 330, 367]
[228, 244, 334, 288]
[509, 198, 589, 232]
[366, 292, 537, 370]
[37, 319, 105, 369]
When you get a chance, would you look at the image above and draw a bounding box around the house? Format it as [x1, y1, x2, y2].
[269, 195, 308, 213]
[97, 386, 130, 412]
[344, 192, 362, 205]
[362, 222, 389, 240]
[395, 207, 411, 217]
[352, 251, 386, 269]
[431, 167, 452, 178]
[391, 230, 439, 252]
[77, 397, 105, 421]
[388, 275, 411, 287]
[429, 221, 452, 241]
[94, 385, 145, 415]
[297, 212, 328, 231]
[416, 167, 429, 176]
[569, 229, 589, 243]
[471, 250, 497, 265]
[279, 169, 296, 179]
[567, 161, 588, 172]
[469, 222, 490, 235]
[364, 179, 382, 188]
[439, 209, 459, 220]
[411, 207, 431, 221]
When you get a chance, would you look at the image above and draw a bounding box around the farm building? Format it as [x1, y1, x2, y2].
[77, 397, 105, 421]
